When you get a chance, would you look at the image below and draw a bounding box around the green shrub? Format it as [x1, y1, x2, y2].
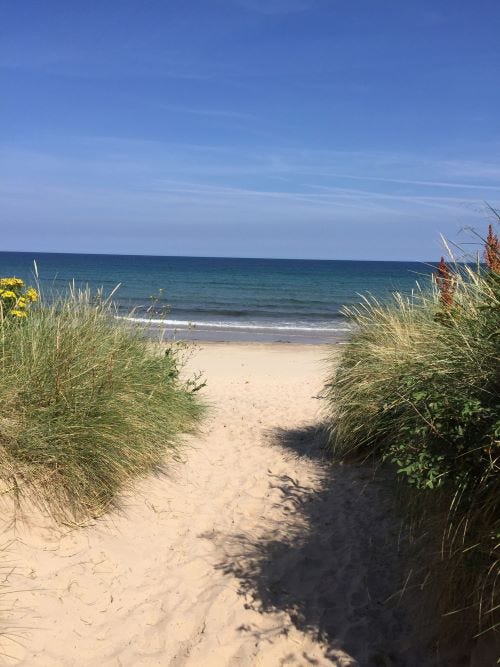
[0, 287, 205, 521]
[325, 248, 499, 647]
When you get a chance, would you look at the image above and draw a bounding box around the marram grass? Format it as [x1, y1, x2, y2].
[325, 256, 499, 650]
[0, 286, 205, 522]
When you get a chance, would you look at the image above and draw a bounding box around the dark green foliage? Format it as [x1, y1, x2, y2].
[325, 257, 499, 645]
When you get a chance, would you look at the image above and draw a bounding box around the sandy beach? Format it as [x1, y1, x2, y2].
[1, 343, 430, 666]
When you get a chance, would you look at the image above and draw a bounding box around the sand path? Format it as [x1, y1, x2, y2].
[2, 343, 430, 666]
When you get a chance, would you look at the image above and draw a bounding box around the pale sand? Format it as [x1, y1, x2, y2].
[1, 343, 431, 666]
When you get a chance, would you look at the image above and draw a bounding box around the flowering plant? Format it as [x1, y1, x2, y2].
[0, 277, 38, 319]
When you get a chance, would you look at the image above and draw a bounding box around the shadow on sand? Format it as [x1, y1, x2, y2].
[204, 424, 437, 666]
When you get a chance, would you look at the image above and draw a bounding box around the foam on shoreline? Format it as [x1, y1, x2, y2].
[118, 316, 353, 344]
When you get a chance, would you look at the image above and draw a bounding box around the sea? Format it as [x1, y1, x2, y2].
[0, 252, 435, 344]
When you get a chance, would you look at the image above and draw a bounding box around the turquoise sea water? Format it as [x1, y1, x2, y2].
[0, 252, 435, 343]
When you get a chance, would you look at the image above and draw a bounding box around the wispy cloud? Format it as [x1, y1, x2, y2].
[4, 141, 500, 200]
[439, 159, 500, 182]
[2, 141, 498, 258]
[301, 172, 500, 192]
[157, 104, 255, 121]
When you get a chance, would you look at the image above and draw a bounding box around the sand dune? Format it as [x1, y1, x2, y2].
[1, 343, 433, 666]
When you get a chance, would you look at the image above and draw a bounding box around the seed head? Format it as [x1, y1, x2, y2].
[484, 224, 500, 273]
[435, 256, 456, 309]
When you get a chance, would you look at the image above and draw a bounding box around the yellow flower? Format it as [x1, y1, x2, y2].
[0, 277, 24, 288]
[0, 290, 16, 299]
[26, 287, 38, 302]
[10, 309, 27, 318]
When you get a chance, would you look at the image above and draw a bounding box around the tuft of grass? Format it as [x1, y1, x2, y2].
[0, 286, 205, 522]
[324, 243, 499, 652]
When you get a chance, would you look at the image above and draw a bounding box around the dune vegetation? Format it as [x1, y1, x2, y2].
[0, 279, 204, 522]
[325, 224, 499, 652]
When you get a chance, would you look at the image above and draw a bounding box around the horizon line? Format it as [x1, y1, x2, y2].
[0, 248, 436, 264]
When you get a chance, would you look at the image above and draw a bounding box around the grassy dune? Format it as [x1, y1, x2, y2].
[325, 231, 499, 652]
[0, 286, 204, 522]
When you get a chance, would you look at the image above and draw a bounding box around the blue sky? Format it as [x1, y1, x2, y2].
[1, 0, 500, 260]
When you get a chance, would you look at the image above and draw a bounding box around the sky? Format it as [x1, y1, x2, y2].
[1, 0, 500, 260]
